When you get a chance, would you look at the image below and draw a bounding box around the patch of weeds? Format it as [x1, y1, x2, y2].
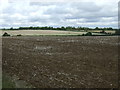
[2, 74, 15, 88]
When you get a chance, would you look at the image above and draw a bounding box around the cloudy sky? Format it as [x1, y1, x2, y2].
[0, 0, 119, 28]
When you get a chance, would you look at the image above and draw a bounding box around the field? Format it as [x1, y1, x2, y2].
[2, 36, 118, 88]
[1, 30, 87, 36]
[1, 29, 116, 36]
[87, 30, 116, 34]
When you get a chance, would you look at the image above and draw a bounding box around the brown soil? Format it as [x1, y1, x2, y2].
[2, 36, 119, 88]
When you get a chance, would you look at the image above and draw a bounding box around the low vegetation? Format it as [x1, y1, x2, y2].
[1, 26, 117, 31]
[16, 34, 22, 36]
[2, 74, 15, 88]
[2, 32, 10, 36]
[82, 32, 92, 36]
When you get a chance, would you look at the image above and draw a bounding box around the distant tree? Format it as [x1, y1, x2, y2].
[2, 28, 5, 30]
[10, 27, 13, 30]
[61, 26, 65, 30]
[29, 26, 33, 29]
[95, 27, 99, 30]
[108, 27, 113, 30]
[19, 27, 21, 29]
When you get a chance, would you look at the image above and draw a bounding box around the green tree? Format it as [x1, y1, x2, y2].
[10, 27, 13, 30]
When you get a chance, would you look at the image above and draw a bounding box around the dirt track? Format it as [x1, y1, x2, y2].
[2, 36, 119, 88]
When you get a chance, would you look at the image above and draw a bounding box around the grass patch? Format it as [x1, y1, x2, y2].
[2, 74, 15, 88]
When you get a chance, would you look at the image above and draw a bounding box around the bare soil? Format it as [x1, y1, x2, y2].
[2, 36, 119, 88]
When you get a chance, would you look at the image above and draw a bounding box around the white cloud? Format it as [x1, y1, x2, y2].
[0, 0, 119, 28]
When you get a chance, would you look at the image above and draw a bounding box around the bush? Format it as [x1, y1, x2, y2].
[85, 32, 92, 36]
[17, 34, 22, 36]
[2, 32, 10, 36]
[77, 34, 81, 36]
[82, 34, 85, 36]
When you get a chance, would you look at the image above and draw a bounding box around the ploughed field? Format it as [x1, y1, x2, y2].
[2, 36, 118, 88]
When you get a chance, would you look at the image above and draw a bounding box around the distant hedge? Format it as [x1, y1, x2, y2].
[1, 26, 117, 31]
[2, 32, 10, 36]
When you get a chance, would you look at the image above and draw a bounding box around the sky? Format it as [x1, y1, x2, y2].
[0, 0, 119, 29]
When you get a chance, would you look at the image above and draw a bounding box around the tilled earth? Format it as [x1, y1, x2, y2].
[2, 36, 119, 88]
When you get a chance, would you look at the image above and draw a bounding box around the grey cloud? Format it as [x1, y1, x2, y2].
[29, 17, 48, 23]
[0, 1, 118, 28]
[71, 2, 102, 12]
[43, 2, 117, 23]
[85, 18, 100, 22]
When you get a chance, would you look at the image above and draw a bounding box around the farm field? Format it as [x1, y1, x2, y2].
[87, 30, 116, 34]
[1, 30, 87, 36]
[2, 36, 119, 88]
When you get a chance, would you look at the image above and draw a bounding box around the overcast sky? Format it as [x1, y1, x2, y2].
[0, 0, 119, 28]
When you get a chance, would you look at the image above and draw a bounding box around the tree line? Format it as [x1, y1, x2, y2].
[1, 26, 117, 31]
